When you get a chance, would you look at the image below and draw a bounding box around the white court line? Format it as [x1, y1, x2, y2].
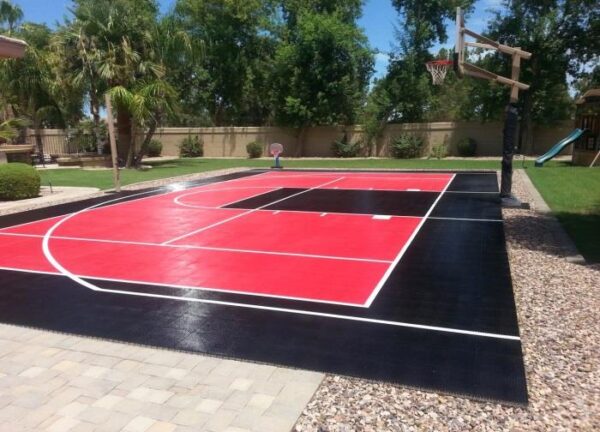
[0, 231, 391, 264]
[161, 176, 345, 245]
[0, 266, 367, 308]
[258, 173, 454, 180]
[0, 171, 273, 233]
[163, 202, 504, 223]
[364, 174, 457, 307]
[33, 172, 520, 341]
[173, 186, 282, 209]
[0, 265, 520, 341]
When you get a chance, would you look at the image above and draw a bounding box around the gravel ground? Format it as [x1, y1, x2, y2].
[295, 170, 599, 431]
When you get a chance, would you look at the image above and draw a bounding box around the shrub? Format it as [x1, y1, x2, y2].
[146, 139, 163, 157]
[332, 134, 361, 158]
[390, 134, 424, 159]
[0, 163, 41, 200]
[456, 137, 477, 157]
[179, 135, 204, 157]
[429, 143, 447, 159]
[246, 141, 263, 158]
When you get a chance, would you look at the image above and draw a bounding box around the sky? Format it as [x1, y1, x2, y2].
[12, 0, 503, 79]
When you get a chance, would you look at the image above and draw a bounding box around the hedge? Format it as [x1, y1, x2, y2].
[0, 163, 41, 200]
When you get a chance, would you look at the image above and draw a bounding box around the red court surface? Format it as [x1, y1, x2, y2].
[0, 171, 453, 306]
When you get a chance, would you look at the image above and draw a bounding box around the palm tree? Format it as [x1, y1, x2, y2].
[0, 117, 28, 141]
[0, 0, 23, 35]
[110, 79, 178, 167]
[64, 0, 163, 159]
[0, 24, 60, 156]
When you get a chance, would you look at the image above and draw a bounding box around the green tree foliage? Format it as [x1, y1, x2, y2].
[60, 0, 186, 165]
[361, 1, 474, 154]
[272, 3, 373, 154]
[0, 23, 83, 155]
[573, 64, 600, 97]
[478, 0, 599, 152]
[0, 0, 23, 34]
[174, 0, 276, 126]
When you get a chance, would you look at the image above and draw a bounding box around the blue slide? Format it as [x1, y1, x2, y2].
[535, 128, 585, 167]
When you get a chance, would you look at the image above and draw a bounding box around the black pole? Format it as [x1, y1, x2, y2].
[500, 102, 529, 208]
[500, 103, 519, 198]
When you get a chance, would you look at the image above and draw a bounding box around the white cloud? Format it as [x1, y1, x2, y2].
[375, 52, 390, 64]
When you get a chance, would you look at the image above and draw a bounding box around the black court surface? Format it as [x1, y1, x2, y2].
[0, 170, 527, 404]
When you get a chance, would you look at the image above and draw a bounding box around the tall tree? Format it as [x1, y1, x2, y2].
[482, 0, 599, 152]
[272, 2, 373, 155]
[64, 0, 163, 158]
[361, 1, 474, 154]
[0, 24, 66, 154]
[174, 0, 276, 126]
[0, 0, 23, 34]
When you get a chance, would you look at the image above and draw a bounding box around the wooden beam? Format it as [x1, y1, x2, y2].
[510, 49, 522, 103]
[463, 62, 530, 90]
[465, 41, 497, 50]
[463, 28, 532, 59]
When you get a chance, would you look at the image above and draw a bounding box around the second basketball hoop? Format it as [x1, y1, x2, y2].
[270, 142, 284, 169]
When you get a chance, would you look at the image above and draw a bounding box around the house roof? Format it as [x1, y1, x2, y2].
[0, 35, 27, 59]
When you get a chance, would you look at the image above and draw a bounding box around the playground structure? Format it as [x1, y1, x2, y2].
[535, 89, 600, 167]
[573, 89, 600, 167]
[427, 7, 532, 207]
[535, 129, 585, 167]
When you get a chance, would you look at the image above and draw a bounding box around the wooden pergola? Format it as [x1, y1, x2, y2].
[0, 35, 27, 59]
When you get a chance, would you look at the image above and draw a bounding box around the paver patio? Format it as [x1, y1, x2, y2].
[0, 324, 323, 432]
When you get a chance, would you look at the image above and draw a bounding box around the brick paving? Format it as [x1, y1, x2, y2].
[0, 324, 323, 432]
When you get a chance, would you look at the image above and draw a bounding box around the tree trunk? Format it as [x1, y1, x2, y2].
[134, 122, 158, 168]
[89, 92, 103, 154]
[125, 121, 136, 168]
[33, 118, 44, 164]
[116, 109, 132, 162]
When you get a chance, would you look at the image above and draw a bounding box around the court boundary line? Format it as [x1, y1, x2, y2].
[161, 176, 345, 245]
[169, 202, 503, 223]
[364, 174, 457, 307]
[0, 231, 393, 264]
[0, 170, 515, 340]
[18, 170, 517, 341]
[0, 265, 520, 341]
[174, 186, 283, 209]
[0, 266, 369, 308]
[0, 170, 273, 233]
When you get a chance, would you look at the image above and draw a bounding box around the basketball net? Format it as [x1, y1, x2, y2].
[426, 60, 453, 85]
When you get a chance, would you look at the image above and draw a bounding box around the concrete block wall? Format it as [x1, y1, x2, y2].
[26, 121, 575, 158]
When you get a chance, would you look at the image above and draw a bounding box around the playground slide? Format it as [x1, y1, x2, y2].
[535, 128, 585, 167]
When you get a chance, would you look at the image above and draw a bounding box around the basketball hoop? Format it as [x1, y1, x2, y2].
[269, 143, 284, 169]
[426, 59, 453, 85]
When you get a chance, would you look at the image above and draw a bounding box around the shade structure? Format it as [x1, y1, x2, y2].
[0, 35, 27, 59]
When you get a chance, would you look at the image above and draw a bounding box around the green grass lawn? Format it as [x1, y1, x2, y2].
[525, 164, 600, 262]
[38, 157, 597, 262]
[39, 157, 507, 190]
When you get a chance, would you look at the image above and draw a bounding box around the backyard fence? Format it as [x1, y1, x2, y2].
[24, 121, 574, 158]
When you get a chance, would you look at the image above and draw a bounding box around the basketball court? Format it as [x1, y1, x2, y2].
[0, 169, 527, 404]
